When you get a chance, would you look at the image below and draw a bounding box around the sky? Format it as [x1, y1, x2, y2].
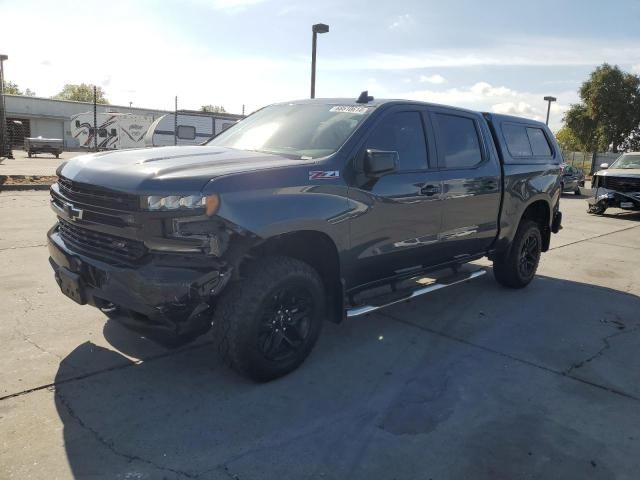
[1, 0, 640, 130]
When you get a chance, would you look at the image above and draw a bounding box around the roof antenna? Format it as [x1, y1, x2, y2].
[356, 90, 374, 104]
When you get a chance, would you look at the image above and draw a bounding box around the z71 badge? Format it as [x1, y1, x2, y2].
[309, 170, 340, 180]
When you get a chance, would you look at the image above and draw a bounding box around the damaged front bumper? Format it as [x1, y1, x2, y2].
[47, 224, 233, 344]
[588, 188, 640, 211]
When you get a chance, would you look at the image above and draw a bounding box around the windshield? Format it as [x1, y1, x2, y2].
[206, 103, 372, 159]
[610, 153, 640, 169]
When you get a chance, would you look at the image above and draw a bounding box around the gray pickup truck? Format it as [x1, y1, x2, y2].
[48, 94, 562, 380]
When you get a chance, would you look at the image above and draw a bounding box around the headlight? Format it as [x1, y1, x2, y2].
[144, 194, 220, 216]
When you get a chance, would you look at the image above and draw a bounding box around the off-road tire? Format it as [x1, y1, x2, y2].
[212, 256, 325, 382]
[493, 220, 542, 289]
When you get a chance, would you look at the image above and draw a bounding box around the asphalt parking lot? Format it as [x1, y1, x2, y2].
[1, 191, 639, 479]
[0, 150, 82, 176]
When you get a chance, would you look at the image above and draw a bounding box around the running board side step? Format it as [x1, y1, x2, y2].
[346, 269, 487, 318]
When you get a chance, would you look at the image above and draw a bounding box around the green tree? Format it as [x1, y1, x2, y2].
[564, 104, 606, 153]
[53, 83, 109, 104]
[201, 104, 226, 113]
[555, 126, 584, 152]
[3, 80, 22, 94]
[3, 80, 35, 96]
[576, 64, 640, 152]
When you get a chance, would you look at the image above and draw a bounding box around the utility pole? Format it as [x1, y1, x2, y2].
[174, 96, 178, 146]
[0, 54, 13, 159]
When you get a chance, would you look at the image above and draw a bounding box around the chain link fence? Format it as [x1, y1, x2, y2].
[562, 151, 621, 176]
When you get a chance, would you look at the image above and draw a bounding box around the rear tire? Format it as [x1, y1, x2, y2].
[493, 220, 542, 289]
[212, 256, 325, 382]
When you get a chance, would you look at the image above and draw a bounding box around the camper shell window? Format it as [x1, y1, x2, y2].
[502, 123, 553, 158]
[177, 125, 196, 140]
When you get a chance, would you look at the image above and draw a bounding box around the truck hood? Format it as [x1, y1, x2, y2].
[595, 168, 640, 178]
[58, 146, 303, 193]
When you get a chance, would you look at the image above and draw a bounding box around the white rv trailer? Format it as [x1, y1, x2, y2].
[144, 111, 242, 147]
[71, 112, 153, 150]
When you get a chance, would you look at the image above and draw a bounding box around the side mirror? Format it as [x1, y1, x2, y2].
[364, 149, 397, 175]
[600, 163, 609, 170]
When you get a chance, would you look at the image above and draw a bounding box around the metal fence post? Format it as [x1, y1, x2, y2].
[174, 96, 177, 146]
[93, 85, 98, 152]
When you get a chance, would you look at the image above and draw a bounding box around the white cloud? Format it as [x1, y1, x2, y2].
[388, 14, 413, 31]
[419, 74, 445, 84]
[394, 82, 575, 130]
[0, 1, 296, 114]
[325, 37, 640, 71]
[206, 0, 266, 11]
[492, 101, 536, 115]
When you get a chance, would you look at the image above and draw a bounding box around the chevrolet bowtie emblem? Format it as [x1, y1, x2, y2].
[63, 201, 84, 221]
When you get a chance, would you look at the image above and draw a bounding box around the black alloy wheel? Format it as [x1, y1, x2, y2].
[518, 233, 540, 279]
[259, 286, 315, 361]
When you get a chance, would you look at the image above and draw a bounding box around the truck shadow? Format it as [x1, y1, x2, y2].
[53, 273, 638, 479]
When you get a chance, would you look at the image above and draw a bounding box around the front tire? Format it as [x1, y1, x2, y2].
[212, 256, 325, 381]
[493, 220, 542, 289]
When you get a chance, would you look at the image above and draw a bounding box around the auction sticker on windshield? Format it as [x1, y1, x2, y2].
[329, 106, 369, 114]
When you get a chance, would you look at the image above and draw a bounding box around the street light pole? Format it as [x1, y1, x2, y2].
[310, 23, 329, 99]
[544, 96, 557, 126]
[0, 54, 11, 159]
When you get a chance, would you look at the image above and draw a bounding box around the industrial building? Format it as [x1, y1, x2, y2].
[3, 95, 241, 149]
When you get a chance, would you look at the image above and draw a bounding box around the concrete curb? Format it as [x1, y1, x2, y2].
[0, 184, 52, 191]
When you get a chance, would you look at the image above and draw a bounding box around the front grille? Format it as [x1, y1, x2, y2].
[58, 176, 139, 211]
[58, 219, 147, 263]
[599, 175, 640, 192]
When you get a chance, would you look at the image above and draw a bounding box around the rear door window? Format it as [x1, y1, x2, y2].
[432, 113, 483, 169]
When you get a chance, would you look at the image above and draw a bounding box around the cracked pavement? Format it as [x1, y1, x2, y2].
[1, 191, 639, 479]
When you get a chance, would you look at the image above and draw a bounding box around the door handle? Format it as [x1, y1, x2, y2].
[420, 184, 441, 196]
